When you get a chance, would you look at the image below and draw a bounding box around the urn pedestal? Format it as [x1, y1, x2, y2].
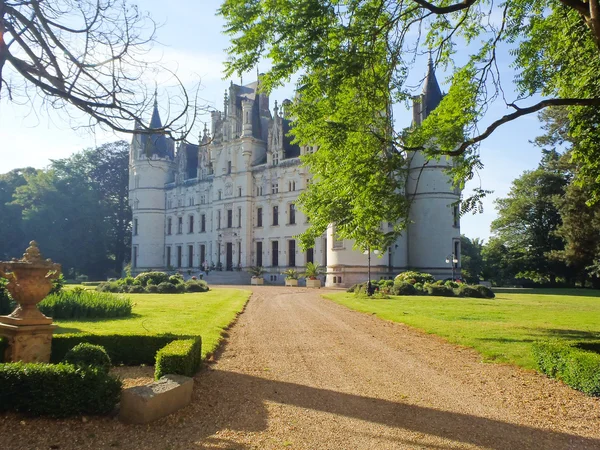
[0, 241, 61, 363]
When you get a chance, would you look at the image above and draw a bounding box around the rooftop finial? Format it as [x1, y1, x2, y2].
[153, 83, 158, 109]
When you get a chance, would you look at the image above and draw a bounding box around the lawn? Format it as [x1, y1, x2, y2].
[323, 288, 600, 369]
[54, 288, 251, 358]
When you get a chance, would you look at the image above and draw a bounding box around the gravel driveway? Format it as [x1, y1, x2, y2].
[1, 286, 600, 449]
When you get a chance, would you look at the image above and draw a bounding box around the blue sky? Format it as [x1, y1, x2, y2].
[0, 0, 544, 241]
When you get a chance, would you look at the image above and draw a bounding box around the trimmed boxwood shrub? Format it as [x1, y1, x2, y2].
[474, 285, 495, 298]
[185, 280, 209, 292]
[129, 285, 145, 293]
[134, 271, 170, 286]
[146, 284, 159, 293]
[0, 362, 122, 416]
[426, 284, 455, 297]
[39, 290, 132, 319]
[157, 281, 178, 293]
[394, 271, 435, 285]
[155, 337, 202, 379]
[532, 340, 600, 396]
[63, 343, 111, 374]
[392, 282, 417, 296]
[457, 284, 485, 298]
[51, 333, 190, 365]
[169, 274, 184, 285]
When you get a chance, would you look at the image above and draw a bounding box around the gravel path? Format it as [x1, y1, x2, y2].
[1, 286, 600, 449]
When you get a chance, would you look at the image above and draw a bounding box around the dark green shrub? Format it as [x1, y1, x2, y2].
[474, 285, 495, 298]
[457, 284, 485, 298]
[49, 273, 65, 294]
[118, 276, 135, 286]
[395, 271, 435, 285]
[346, 283, 363, 293]
[39, 290, 132, 319]
[135, 271, 170, 286]
[63, 343, 111, 374]
[392, 282, 417, 296]
[185, 280, 209, 292]
[0, 336, 7, 362]
[445, 280, 459, 288]
[413, 282, 424, 292]
[0, 362, 122, 416]
[169, 274, 184, 285]
[382, 279, 394, 288]
[155, 337, 202, 379]
[532, 340, 600, 396]
[426, 284, 455, 297]
[52, 333, 192, 365]
[129, 285, 145, 293]
[175, 282, 186, 293]
[0, 277, 15, 315]
[157, 281, 178, 294]
[81, 281, 103, 287]
[146, 284, 159, 293]
[96, 282, 111, 292]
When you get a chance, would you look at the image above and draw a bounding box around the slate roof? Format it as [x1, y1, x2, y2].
[140, 101, 174, 159]
[422, 58, 443, 119]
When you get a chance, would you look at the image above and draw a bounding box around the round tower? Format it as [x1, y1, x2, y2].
[129, 100, 175, 274]
[406, 60, 461, 279]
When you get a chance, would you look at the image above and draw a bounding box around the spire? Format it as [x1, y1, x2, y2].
[150, 89, 162, 130]
[422, 57, 443, 119]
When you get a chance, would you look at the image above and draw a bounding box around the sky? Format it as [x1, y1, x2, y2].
[0, 0, 545, 242]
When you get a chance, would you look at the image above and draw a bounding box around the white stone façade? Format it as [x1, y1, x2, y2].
[129, 67, 461, 287]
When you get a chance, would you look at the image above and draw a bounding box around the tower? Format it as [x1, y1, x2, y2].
[129, 97, 175, 273]
[406, 59, 461, 278]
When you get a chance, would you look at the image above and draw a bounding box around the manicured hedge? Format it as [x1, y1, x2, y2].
[39, 290, 132, 319]
[51, 333, 189, 365]
[0, 362, 122, 416]
[63, 343, 112, 374]
[532, 340, 600, 396]
[155, 337, 202, 379]
[425, 284, 455, 297]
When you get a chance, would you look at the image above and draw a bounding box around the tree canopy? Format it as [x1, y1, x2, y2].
[219, 0, 600, 250]
[0, 0, 203, 141]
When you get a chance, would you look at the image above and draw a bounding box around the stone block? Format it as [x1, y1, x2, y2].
[119, 374, 193, 424]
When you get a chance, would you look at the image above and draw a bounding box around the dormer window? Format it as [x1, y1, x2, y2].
[273, 151, 279, 166]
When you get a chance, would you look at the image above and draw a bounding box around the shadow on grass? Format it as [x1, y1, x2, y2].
[55, 313, 143, 324]
[493, 288, 600, 297]
[532, 328, 600, 341]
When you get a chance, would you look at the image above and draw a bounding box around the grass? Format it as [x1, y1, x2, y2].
[323, 289, 600, 369]
[54, 288, 251, 359]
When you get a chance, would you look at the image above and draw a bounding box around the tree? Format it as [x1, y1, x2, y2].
[480, 237, 517, 286]
[0, 0, 201, 141]
[460, 235, 484, 283]
[219, 0, 600, 249]
[0, 167, 35, 259]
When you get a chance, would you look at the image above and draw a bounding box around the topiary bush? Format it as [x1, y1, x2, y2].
[474, 285, 495, 298]
[63, 343, 111, 374]
[457, 284, 485, 298]
[445, 280, 459, 289]
[185, 280, 209, 292]
[392, 281, 417, 296]
[134, 271, 170, 286]
[146, 284, 159, 293]
[129, 285, 145, 293]
[394, 271, 435, 285]
[169, 274, 184, 285]
[39, 290, 132, 319]
[532, 340, 600, 396]
[0, 362, 122, 416]
[157, 281, 178, 294]
[426, 284, 455, 297]
[154, 337, 202, 379]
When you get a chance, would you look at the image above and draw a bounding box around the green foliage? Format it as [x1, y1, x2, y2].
[51, 333, 193, 366]
[394, 271, 435, 285]
[185, 280, 209, 292]
[445, 280, 460, 289]
[474, 285, 495, 299]
[134, 271, 170, 286]
[63, 343, 111, 374]
[532, 340, 600, 396]
[282, 269, 299, 280]
[304, 262, 324, 279]
[0, 277, 15, 315]
[460, 236, 484, 284]
[0, 362, 122, 416]
[0, 336, 7, 362]
[154, 337, 202, 380]
[247, 266, 265, 277]
[457, 284, 485, 298]
[392, 282, 417, 296]
[157, 281, 178, 294]
[425, 284, 455, 297]
[50, 273, 65, 294]
[146, 284, 159, 293]
[169, 274, 184, 285]
[39, 290, 132, 319]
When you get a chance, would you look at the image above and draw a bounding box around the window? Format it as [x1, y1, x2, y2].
[257, 207, 263, 227]
[218, 190, 222, 200]
[289, 204, 296, 225]
[289, 181, 296, 191]
[188, 245, 194, 267]
[227, 161, 232, 174]
[134, 218, 138, 235]
[217, 210, 221, 229]
[188, 215, 194, 233]
[288, 240, 296, 267]
[167, 218, 172, 235]
[256, 186, 263, 196]
[271, 240, 279, 267]
[238, 187, 242, 197]
[200, 214, 206, 233]
[272, 205, 279, 226]
[166, 246, 171, 267]
[272, 183, 278, 194]
[238, 207, 242, 227]
[256, 241, 263, 267]
[177, 217, 183, 234]
[227, 209, 233, 228]
[454, 240, 460, 266]
[200, 244, 206, 266]
[133, 246, 138, 268]
[453, 204, 460, 228]
[188, 197, 194, 206]
[200, 195, 206, 204]
[177, 246, 182, 268]
[273, 152, 279, 165]
[306, 248, 314, 264]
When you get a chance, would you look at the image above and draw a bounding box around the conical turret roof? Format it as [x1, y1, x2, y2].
[422, 58, 443, 119]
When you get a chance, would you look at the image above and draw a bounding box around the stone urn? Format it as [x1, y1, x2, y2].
[0, 241, 61, 362]
[251, 277, 264, 285]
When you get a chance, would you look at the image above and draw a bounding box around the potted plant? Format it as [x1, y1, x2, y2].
[303, 262, 324, 288]
[247, 266, 265, 285]
[282, 269, 299, 287]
